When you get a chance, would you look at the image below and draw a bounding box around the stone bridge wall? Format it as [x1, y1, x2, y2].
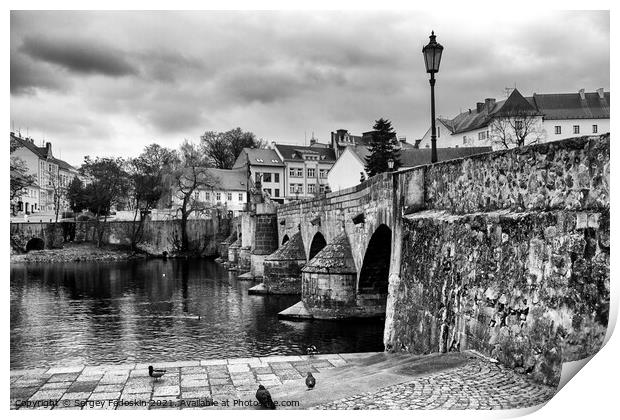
[11, 216, 232, 257]
[277, 172, 395, 277]
[385, 135, 610, 386]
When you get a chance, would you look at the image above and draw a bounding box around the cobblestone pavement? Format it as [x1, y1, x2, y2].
[313, 358, 557, 410]
[10, 354, 354, 410]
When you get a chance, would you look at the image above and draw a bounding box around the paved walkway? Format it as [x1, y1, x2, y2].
[10, 352, 556, 410]
[313, 358, 555, 410]
[10, 354, 354, 410]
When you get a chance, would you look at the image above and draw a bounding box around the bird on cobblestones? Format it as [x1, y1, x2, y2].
[305, 372, 316, 390]
[148, 365, 166, 381]
[256, 385, 276, 409]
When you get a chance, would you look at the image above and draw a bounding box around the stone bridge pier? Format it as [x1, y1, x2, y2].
[271, 173, 397, 319]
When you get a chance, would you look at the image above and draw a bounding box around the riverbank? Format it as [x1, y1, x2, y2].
[10, 243, 146, 264]
[10, 351, 556, 410]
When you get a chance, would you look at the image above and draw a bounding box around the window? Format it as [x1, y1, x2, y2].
[308, 184, 316, 193]
[437, 126, 440, 138]
[263, 173, 272, 182]
[289, 168, 296, 177]
[593, 124, 598, 134]
[238, 193, 244, 201]
[255, 172, 261, 183]
[296, 168, 303, 177]
[478, 131, 487, 140]
[274, 173, 279, 183]
[307, 168, 315, 178]
[226, 193, 232, 201]
[289, 184, 296, 194]
[194, 192, 200, 201]
[515, 120, 524, 130]
[274, 189, 280, 197]
[319, 169, 327, 178]
[573, 125, 580, 134]
[319, 185, 325, 193]
[555, 126, 561, 135]
[462, 136, 467, 145]
[216, 192, 221, 201]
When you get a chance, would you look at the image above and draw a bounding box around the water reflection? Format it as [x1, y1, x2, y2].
[10, 259, 384, 369]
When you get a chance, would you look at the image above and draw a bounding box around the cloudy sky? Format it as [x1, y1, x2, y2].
[10, 10, 609, 165]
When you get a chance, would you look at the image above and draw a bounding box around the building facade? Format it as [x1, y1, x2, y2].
[418, 88, 610, 150]
[10, 132, 79, 216]
[232, 148, 286, 204]
[171, 167, 248, 216]
[273, 143, 336, 202]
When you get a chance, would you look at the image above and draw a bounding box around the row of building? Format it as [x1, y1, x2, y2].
[10, 87, 610, 216]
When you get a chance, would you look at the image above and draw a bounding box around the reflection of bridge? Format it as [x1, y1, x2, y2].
[228, 135, 610, 387]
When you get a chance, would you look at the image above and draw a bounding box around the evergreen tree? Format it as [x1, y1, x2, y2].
[364, 118, 401, 177]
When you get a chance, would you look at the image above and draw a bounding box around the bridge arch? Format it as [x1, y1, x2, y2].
[358, 224, 392, 294]
[26, 237, 45, 252]
[308, 232, 327, 261]
[281, 234, 290, 245]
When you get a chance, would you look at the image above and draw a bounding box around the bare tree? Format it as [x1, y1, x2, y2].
[489, 111, 543, 149]
[200, 128, 266, 169]
[45, 161, 66, 222]
[127, 144, 177, 250]
[173, 141, 216, 252]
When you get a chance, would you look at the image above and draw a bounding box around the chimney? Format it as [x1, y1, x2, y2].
[485, 98, 496, 112]
[579, 88, 586, 100]
[310, 138, 316, 145]
[476, 102, 485, 113]
[468, 109, 472, 114]
[336, 129, 347, 141]
[271, 141, 276, 149]
[597, 88, 605, 99]
[45, 142, 52, 157]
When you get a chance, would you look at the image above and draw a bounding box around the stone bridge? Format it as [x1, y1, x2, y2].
[230, 134, 609, 387]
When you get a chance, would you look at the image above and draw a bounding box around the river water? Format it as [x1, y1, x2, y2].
[10, 259, 385, 369]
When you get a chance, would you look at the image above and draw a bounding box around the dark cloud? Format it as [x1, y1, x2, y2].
[9, 10, 610, 166]
[20, 35, 138, 77]
[10, 53, 69, 95]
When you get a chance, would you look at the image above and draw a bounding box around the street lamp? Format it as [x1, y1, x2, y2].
[387, 158, 395, 171]
[422, 31, 444, 164]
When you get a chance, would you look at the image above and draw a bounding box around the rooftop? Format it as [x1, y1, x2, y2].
[439, 89, 610, 135]
[232, 148, 285, 168]
[348, 145, 492, 168]
[274, 143, 337, 162]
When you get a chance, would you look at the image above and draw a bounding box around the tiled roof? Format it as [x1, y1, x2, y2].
[10, 133, 77, 171]
[440, 89, 610, 135]
[233, 148, 285, 168]
[349, 145, 491, 168]
[205, 167, 247, 191]
[533, 91, 610, 120]
[274, 144, 336, 162]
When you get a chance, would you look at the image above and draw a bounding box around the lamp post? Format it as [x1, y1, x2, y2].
[422, 31, 444, 164]
[387, 158, 395, 172]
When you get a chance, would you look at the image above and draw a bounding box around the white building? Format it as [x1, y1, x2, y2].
[418, 88, 610, 150]
[233, 148, 285, 204]
[273, 143, 336, 202]
[10, 132, 79, 215]
[171, 167, 248, 216]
